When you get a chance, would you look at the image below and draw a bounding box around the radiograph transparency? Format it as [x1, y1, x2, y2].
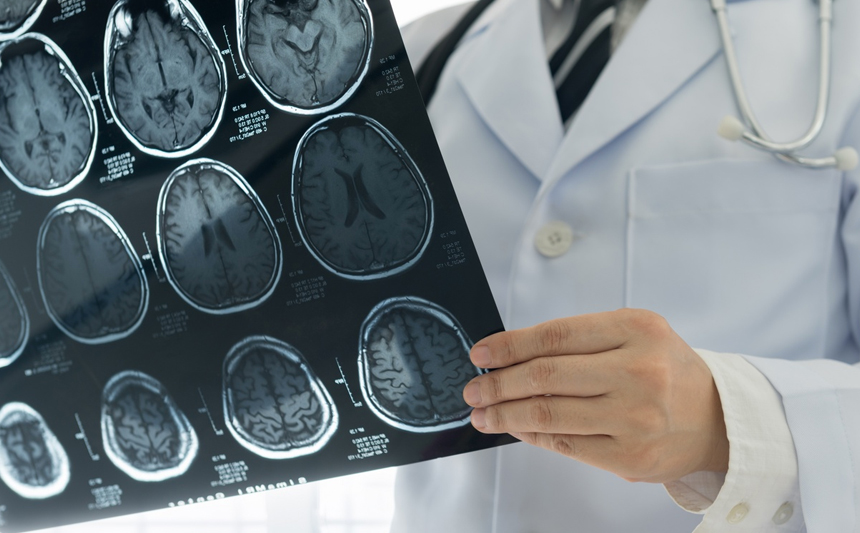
[237, 0, 373, 114]
[105, 0, 227, 158]
[101, 371, 198, 482]
[0, 0, 47, 40]
[0, 34, 97, 196]
[0, 260, 28, 369]
[37, 200, 149, 345]
[223, 336, 338, 459]
[359, 297, 480, 432]
[157, 159, 282, 314]
[0, 402, 70, 499]
[293, 114, 433, 279]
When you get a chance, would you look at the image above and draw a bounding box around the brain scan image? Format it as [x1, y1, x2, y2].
[223, 336, 338, 459]
[0, 0, 47, 40]
[237, 0, 373, 114]
[105, 0, 227, 158]
[359, 297, 480, 432]
[0, 35, 97, 196]
[102, 371, 198, 482]
[157, 159, 282, 314]
[37, 200, 149, 345]
[0, 403, 69, 499]
[0, 261, 28, 368]
[293, 114, 433, 279]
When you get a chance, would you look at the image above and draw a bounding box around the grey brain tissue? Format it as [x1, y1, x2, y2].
[105, 0, 227, 157]
[0, 0, 46, 38]
[223, 336, 338, 459]
[359, 297, 479, 432]
[101, 371, 198, 482]
[294, 114, 433, 279]
[0, 35, 97, 196]
[238, 0, 373, 113]
[37, 200, 149, 344]
[0, 402, 70, 499]
[0, 261, 28, 368]
[158, 159, 282, 313]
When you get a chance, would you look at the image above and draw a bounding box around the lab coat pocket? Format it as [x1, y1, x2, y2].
[626, 159, 841, 358]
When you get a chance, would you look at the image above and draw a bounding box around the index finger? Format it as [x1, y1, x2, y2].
[472, 310, 634, 368]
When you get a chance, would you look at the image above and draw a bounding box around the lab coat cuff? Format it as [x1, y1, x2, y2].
[663, 350, 804, 532]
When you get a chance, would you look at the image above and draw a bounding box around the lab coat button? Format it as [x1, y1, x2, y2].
[772, 502, 793, 525]
[534, 221, 575, 258]
[726, 503, 749, 524]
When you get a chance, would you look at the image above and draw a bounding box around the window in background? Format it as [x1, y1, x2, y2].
[40, 1, 463, 532]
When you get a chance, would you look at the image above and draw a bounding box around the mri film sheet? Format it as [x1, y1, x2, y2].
[0, 0, 508, 531]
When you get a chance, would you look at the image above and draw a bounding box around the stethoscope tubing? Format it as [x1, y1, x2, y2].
[713, 0, 856, 169]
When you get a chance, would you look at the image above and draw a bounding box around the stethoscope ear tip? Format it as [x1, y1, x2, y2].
[717, 115, 746, 142]
[835, 147, 859, 171]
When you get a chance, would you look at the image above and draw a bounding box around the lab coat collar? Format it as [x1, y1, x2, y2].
[456, 0, 564, 180]
[548, 0, 722, 179]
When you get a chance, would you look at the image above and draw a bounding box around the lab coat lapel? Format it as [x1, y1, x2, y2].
[549, 0, 722, 179]
[456, 0, 564, 180]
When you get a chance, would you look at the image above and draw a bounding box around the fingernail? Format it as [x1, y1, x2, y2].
[471, 345, 491, 367]
[471, 408, 487, 430]
[463, 382, 482, 406]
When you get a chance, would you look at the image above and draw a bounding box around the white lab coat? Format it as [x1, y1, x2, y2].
[392, 0, 860, 531]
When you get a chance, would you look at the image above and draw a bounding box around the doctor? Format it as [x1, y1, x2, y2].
[391, 0, 860, 532]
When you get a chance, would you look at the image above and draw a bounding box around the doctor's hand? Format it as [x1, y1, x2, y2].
[463, 308, 730, 484]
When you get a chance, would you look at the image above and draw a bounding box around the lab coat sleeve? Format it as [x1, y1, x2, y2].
[738, 104, 860, 533]
[665, 350, 804, 532]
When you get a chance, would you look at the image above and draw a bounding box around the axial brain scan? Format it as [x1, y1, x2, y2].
[0, 0, 46, 39]
[0, 261, 28, 368]
[239, 0, 372, 113]
[0, 403, 70, 499]
[223, 336, 337, 459]
[101, 371, 198, 482]
[105, 0, 227, 157]
[0, 35, 96, 196]
[359, 297, 479, 432]
[294, 114, 432, 279]
[37, 200, 149, 344]
[158, 159, 282, 313]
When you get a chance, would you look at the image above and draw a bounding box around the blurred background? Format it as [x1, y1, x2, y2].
[42, 2, 468, 533]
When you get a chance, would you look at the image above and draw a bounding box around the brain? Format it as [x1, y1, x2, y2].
[37, 200, 149, 344]
[105, 0, 227, 157]
[0, 403, 69, 499]
[158, 159, 282, 313]
[294, 114, 432, 279]
[0, 35, 96, 196]
[223, 336, 338, 459]
[0, 0, 46, 38]
[101, 371, 198, 482]
[359, 297, 478, 432]
[239, 0, 372, 113]
[0, 261, 28, 368]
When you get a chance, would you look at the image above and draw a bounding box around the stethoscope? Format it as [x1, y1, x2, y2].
[415, 0, 859, 171]
[712, 0, 858, 170]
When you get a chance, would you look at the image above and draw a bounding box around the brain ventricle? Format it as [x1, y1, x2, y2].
[294, 114, 432, 279]
[37, 201, 148, 344]
[359, 297, 478, 432]
[158, 159, 282, 313]
[106, 0, 226, 156]
[0, 35, 96, 195]
[240, 0, 372, 112]
[0, 402, 69, 499]
[223, 336, 337, 459]
[101, 371, 198, 482]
